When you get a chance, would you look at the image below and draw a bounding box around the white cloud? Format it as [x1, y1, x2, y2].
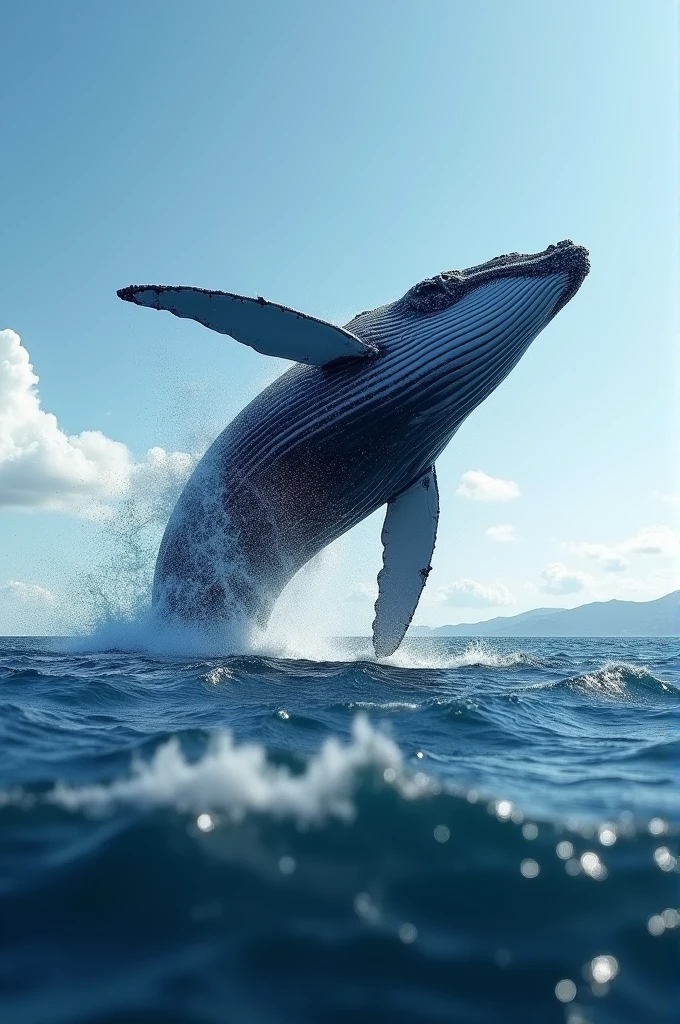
[619, 525, 679, 557]
[485, 524, 515, 543]
[0, 580, 56, 604]
[0, 330, 194, 513]
[539, 562, 591, 594]
[570, 524, 679, 571]
[456, 470, 520, 502]
[570, 543, 628, 572]
[432, 578, 514, 608]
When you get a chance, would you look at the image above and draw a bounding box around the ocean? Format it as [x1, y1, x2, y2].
[0, 635, 677, 1023]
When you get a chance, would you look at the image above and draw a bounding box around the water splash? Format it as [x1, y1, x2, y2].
[565, 662, 673, 698]
[40, 716, 407, 823]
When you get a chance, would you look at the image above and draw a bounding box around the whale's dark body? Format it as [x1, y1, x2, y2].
[119, 241, 589, 655]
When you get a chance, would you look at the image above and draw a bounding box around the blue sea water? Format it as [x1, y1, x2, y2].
[0, 635, 677, 1024]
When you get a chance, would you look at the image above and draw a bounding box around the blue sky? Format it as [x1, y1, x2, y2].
[1, 0, 678, 635]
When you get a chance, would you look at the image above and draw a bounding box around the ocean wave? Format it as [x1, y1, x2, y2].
[37, 717, 421, 823]
[564, 662, 675, 698]
[347, 700, 420, 711]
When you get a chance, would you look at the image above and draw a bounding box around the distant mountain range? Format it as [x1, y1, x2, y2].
[409, 591, 679, 637]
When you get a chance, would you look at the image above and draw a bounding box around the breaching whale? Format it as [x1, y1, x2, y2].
[118, 240, 589, 656]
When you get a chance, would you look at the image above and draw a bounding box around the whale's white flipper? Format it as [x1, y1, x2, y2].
[372, 467, 439, 658]
[117, 285, 377, 366]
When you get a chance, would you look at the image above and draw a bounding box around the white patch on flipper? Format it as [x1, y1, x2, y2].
[373, 467, 439, 658]
[117, 286, 377, 366]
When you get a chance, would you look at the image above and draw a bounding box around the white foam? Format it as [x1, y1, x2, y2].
[570, 662, 671, 696]
[349, 701, 420, 711]
[68, 606, 253, 659]
[383, 640, 533, 671]
[47, 716, 406, 823]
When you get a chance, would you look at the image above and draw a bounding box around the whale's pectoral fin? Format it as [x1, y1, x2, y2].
[117, 285, 378, 366]
[372, 467, 439, 658]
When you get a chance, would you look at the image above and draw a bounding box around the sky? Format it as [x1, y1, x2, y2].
[0, 0, 678, 635]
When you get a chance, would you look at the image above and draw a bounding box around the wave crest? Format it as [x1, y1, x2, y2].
[384, 641, 541, 671]
[565, 662, 673, 697]
[45, 716, 407, 824]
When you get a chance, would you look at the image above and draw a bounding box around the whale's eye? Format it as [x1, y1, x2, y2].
[405, 275, 455, 313]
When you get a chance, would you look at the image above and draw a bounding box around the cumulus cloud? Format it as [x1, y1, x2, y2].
[0, 329, 195, 513]
[619, 525, 679, 557]
[570, 542, 628, 572]
[485, 524, 515, 543]
[432, 579, 514, 608]
[539, 562, 591, 595]
[570, 524, 679, 572]
[0, 580, 56, 604]
[456, 470, 520, 502]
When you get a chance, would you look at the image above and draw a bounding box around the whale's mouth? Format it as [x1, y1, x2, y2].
[406, 240, 589, 316]
[454, 239, 589, 313]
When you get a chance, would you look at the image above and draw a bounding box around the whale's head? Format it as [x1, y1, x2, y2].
[403, 239, 589, 322]
[358, 240, 590, 427]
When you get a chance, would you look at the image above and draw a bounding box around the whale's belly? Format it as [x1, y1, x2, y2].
[152, 356, 439, 626]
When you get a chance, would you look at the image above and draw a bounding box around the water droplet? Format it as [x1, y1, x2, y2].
[522, 823, 538, 841]
[433, 824, 450, 843]
[196, 813, 214, 833]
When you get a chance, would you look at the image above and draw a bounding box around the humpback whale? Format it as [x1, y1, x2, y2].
[118, 240, 589, 656]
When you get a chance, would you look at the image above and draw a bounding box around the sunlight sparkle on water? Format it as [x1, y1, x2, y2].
[598, 823, 617, 846]
[580, 851, 607, 880]
[354, 892, 379, 923]
[278, 856, 296, 875]
[434, 824, 450, 843]
[495, 799, 513, 821]
[555, 979, 577, 1003]
[590, 955, 618, 984]
[661, 908, 678, 928]
[653, 846, 676, 871]
[520, 858, 540, 878]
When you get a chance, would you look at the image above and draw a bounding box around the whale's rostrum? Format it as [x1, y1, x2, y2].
[118, 240, 589, 656]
